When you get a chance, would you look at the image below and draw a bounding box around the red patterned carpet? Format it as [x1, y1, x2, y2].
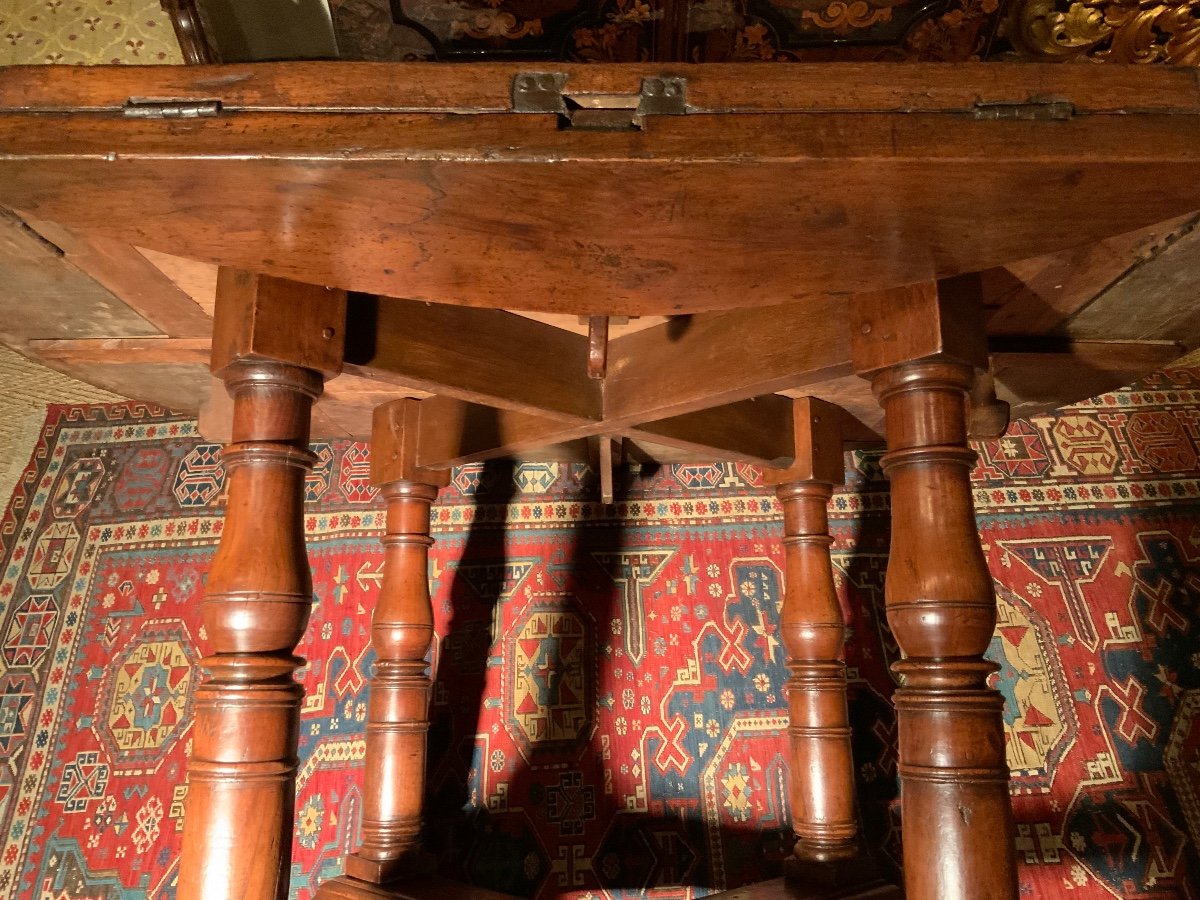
[1, 369, 1198, 899]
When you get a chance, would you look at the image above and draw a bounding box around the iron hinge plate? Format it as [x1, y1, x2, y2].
[972, 98, 1076, 121]
[123, 98, 223, 119]
[512, 73, 686, 130]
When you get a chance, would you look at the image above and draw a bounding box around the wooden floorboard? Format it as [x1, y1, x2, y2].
[316, 875, 520, 899]
[708, 876, 903, 899]
[318, 874, 902, 899]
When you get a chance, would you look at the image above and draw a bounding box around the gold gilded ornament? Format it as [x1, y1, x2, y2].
[1007, 0, 1200, 64]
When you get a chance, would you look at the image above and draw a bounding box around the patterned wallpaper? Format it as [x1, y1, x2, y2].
[0, 0, 182, 65]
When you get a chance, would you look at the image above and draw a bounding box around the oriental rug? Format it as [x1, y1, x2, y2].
[0, 369, 1198, 899]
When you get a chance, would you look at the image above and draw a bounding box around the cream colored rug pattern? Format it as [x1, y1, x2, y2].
[0, 345, 124, 509]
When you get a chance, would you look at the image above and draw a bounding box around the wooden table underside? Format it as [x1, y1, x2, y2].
[2, 62, 1199, 450]
[2, 63, 1199, 316]
[0, 61, 1198, 900]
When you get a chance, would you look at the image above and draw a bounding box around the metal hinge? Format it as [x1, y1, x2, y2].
[123, 98, 223, 119]
[512, 73, 686, 130]
[972, 98, 1075, 121]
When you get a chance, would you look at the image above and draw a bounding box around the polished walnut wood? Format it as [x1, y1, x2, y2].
[0, 64, 1197, 316]
[343, 297, 599, 422]
[772, 482, 859, 864]
[5, 61, 1197, 116]
[6, 206, 1191, 439]
[318, 400, 479, 897]
[342, 476, 440, 883]
[875, 360, 1017, 899]
[321, 395, 895, 898]
[178, 272, 343, 900]
[776, 478, 858, 864]
[211, 268, 347, 377]
[334, 400, 451, 885]
[1, 59, 1195, 900]
[854, 284, 1017, 900]
[761, 400, 897, 898]
[177, 360, 324, 900]
[763, 399, 858, 867]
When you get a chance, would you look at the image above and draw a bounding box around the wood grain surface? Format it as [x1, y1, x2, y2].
[0, 62, 1197, 315]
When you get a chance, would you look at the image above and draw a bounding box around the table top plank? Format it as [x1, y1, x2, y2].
[1, 61, 1197, 114]
[0, 62, 1196, 438]
[1, 115, 1197, 314]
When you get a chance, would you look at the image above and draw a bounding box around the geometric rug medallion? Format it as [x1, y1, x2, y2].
[1, 370, 1199, 898]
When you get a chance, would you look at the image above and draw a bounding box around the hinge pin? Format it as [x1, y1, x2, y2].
[123, 98, 222, 119]
[972, 99, 1075, 121]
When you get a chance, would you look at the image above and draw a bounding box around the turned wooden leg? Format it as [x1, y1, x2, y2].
[179, 269, 346, 900]
[178, 361, 324, 900]
[345, 475, 440, 881]
[777, 480, 858, 865]
[302, 398, 450, 893]
[849, 282, 1016, 900]
[757, 399, 898, 899]
[874, 360, 1016, 899]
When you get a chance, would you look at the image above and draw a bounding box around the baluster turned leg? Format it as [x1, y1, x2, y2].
[319, 399, 450, 895]
[764, 398, 860, 869]
[179, 270, 345, 900]
[853, 283, 1017, 900]
[763, 398, 898, 898]
[350, 478, 439, 876]
[345, 400, 447, 881]
[874, 361, 1015, 898]
[776, 479, 859, 867]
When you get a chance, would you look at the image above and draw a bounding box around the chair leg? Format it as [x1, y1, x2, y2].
[776, 480, 858, 865]
[177, 361, 324, 900]
[873, 360, 1017, 900]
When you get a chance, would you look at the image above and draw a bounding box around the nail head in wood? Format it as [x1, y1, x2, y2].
[761, 397, 846, 486]
[211, 267, 348, 377]
[370, 399, 450, 488]
[850, 279, 988, 376]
